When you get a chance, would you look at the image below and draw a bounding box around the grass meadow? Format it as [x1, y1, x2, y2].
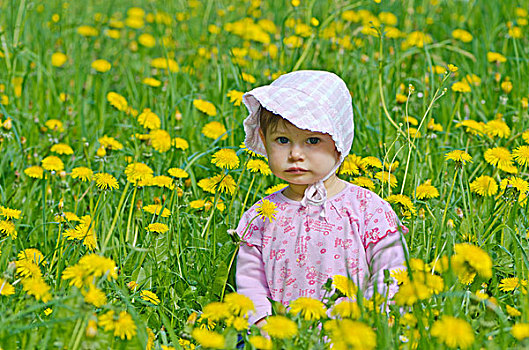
[0, 0, 529, 348]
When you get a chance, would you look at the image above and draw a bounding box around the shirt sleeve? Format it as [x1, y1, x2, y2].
[235, 208, 272, 324]
[362, 195, 408, 300]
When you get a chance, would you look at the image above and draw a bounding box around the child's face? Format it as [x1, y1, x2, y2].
[259, 121, 340, 186]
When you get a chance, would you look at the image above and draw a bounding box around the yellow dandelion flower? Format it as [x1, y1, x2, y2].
[265, 183, 289, 195]
[125, 162, 154, 185]
[44, 119, 64, 132]
[17, 248, 45, 265]
[0, 206, 22, 220]
[77, 25, 98, 36]
[193, 99, 217, 116]
[50, 143, 73, 155]
[190, 199, 205, 209]
[452, 243, 492, 284]
[431, 316, 475, 349]
[247, 159, 271, 175]
[142, 77, 161, 87]
[83, 284, 107, 307]
[386, 194, 416, 217]
[324, 319, 376, 350]
[16, 259, 41, 278]
[256, 199, 277, 222]
[484, 147, 513, 171]
[137, 108, 161, 130]
[487, 51, 507, 63]
[147, 223, 169, 234]
[0, 278, 15, 296]
[167, 168, 189, 179]
[78, 254, 118, 281]
[452, 28, 473, 42]
[374, 171, 398, 187]
[506, 305, 521, 317]
[333, 275, 358, 298]
[201, 302, 231, 321]
[484, 119, 511, 138]
[138, 33, 156, 48]
[451, 81, 471, 93]
[143, 204, 171, 217]
[202, 121, 227, 140]
[289, 297, 326, 321]
[499, 277, 524, 292]
[99, 310, 137, 340]
[51, 52, 68, 67]
[469, 175, 498, 196]
[464, 74, 482, 86]
[393, 280, 431, 305]
[224, 292, 255, 317]
[106, 92, 128, 111]
[172, 137, 189, 150]
[91, 59, 111, 73]
[151, 175, 174, 189]
[62, 264, 87, 288]
[98, 135, 124, 150]
[211, 148, 239, 169]
[0, 220, 17, 239]
[513, 145, 529, 167]
[150, 57, 179, 72]
[94, 173, 119, 191]
[445, 150, 473, 165]
[351, 177, 375, 190]
[22, 276, 52, 302]
[456, 120, 485, 136]
[415, 179, 440, 200]
[192, 328, 225, 349]
[331, 301, 361, 319]
[362, 156, 383, 169]
[42, 156, 64, 172]
[339, 155, 362, 175]
[24, 166, 44, 179]
[249, 335, 272, 350]
[140, 290, 161, 305]
[512, 323, 529, 340]
[262, 316, 298, 339]
[71, 167, 93, 182]
[200, 174, 236, 194]
[149, 129, 171, 152]
[226, 90, 244, 106]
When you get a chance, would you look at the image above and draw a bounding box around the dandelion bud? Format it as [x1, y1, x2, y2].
[86, 320, 98, 338]
[96, 146, 106, 157]
[2, 118, 12, 130]
[501, 81, 513, 94]
[127, 281, 139, 291]
[418, 208, 425, 219]
[494, 72, 501, 82]
[187, 312, 198, 325]
[177, 187, 184, 197]
[185, 178, 191, 188]
[47, 186, 52, 196]
[175, 109, 182, 121]
[58, 198, 64, 210]
[455, 207, 464, 218]
[447, 219, 455, 228]
[59, 171, 66, 179]
[408, 84, 415, 93]
[521, 97, 528, 109]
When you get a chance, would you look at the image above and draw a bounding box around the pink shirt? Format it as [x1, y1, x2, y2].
[236, 182, 408, 323]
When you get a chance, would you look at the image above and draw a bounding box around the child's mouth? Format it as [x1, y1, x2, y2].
[285, 167, 308, 174]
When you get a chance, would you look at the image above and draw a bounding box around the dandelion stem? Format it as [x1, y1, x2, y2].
[435, 168, 459, 257]
[240, 175, 256, 219]
[102, 181, 130, 252]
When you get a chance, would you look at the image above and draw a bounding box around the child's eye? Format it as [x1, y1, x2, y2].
[276, 137, 289, 144]
[307, 137, 320, 145]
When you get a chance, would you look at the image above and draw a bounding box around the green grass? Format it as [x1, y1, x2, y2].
[0, 0, 528, 348]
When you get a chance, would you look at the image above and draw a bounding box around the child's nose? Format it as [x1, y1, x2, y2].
[289, 144, 304, 160]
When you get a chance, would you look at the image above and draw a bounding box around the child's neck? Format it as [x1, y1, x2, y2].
[282, 176, 346, 202]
